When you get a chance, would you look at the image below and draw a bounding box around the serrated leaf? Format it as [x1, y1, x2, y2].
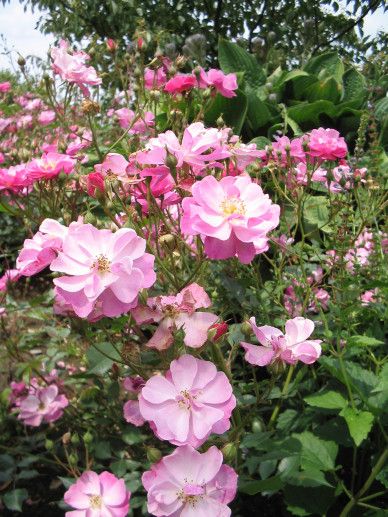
[340, 407, 374, 446]
[294, 432, 338, 472]
[304, 390, 347, 409]
[3, 488, 28, 512]
[285, 468, 332, 488]
[303, 195, 331, 232]
[347, 335, 384, 347]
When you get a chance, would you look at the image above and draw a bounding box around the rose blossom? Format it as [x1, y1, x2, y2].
[241, 316, 322, 366]
[51, 40, 102, 96]
[139, 354, 236, 447]
[143, 445, 237, 516]
[0, 81, 11, 93]
[26, 152, 76, 180]
[0, 269, 20, 292]
[123, 375, 145, 427]
[37, 110, 56, 126]
[131, 283, 218, 350]
[306, 127, 348, 161]
[164, 74, 197, 94]
[64, 471, 130, 517]
[50, 223, 156, 318]
[144, 67, 167, 89]
[18, 384, 68, 426]
[199, 68, 238, 98]
[181, 174, 280, 263]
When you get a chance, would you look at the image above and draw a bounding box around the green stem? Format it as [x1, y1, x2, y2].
[339, 447, 388, 517]
[268, 365, 294, 428]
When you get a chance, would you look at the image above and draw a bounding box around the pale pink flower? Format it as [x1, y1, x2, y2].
[0, 81, 11, 93]
[164, 74, 197, 94]
[25, 98, 44, 111]
[241, 316, 322, 366]
[0, 269, 20, 292]
[229, 142, 261, 169]
[0, 164, 31, 191]
[139, 354, 236, 447]
[17, 219, 71, 276]
[51, 40, 102, 96]
[142, 445, 237, 517]
[18, 384, 68, 426]
[181, 174, 280, 263]
[38, 110, 56, 126]
[144, 67, 167, 89]
[307, 127, 347, 161]
[16, 114, 33, 129]
[64, 471, 130, 517]
[94, 152, 129, 180]
[360, 289, 378, 305]
[114, 108, 155, 133]
[123, 375, 145, 427]
[132, 283, 218, 350]
[199, 68, 238, 98]
[50, 224, 156, 318]
[26, 152, 76, 180]
[258, 136, 306, 166]
[136, 122, 230, 171]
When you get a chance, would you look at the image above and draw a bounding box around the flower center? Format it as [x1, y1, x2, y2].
[177, 389, 197, 410]
[163, 304, 180, 319]
[220, 196, 246, 216]
[177, 483, 205, 507]
[89, 495, 102, 509]
[92, 254, 111, 274]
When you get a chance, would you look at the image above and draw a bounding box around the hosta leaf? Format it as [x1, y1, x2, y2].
[204, 89, 248, 134]
[218, 39, 265, 88]
[340, 407, 374, 446]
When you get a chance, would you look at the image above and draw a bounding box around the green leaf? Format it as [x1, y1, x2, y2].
[374, 97, 388, 122]
[284, 485, 335, 516]
[278, 69, 310, 85]
[3, 488, 28, 512]
[204, 89, 248, 134]
[245, 89, 271, 131]
[293, 431, 338, 472]
[304, 76, 342, 103]
[303, 195, 331, 232]
[239, 475, 284, 495]
[86, 342, 121, 375]
[287, 100, 336, 125]
[249, 136, 270, 149]
[340, 407, 374, 446]
[347, 335, 384, 347]
[342, 67, 366, 105]
[304, 52, 344, 82]
[218, 39, 265, 88]
[284, 468, 333, 488]
[304, 390, 347, 409]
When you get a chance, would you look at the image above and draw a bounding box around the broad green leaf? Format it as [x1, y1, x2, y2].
[249, 136, 270, 149]
[304, 76, 342, 103]
[245, 89, 271, 131]
[304, 52, 344, 82]
[347, 335, 384, 347]
[340, 407, 374, 446]
[86, 342, 121, 375]
[218, 39, 265, 87]
[284, 468, 332, 488]
[293, 431, 338, 472]
[303, 195, 331, 232]
[284, 485, 335, 516]
[239, 475, 284, 494]
[287, 100, 336, 125]
[3, 488, 28, 512]
[278, 69, 309, 85]
[304, 390, 347, 409]
[374, 97, 388, 122]
[342, 67, 366, 105]
[204, 89, 248, 134]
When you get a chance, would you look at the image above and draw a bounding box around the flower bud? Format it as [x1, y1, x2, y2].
[17, 56, 26, 68]
[251, 418, 264, 433]
[241, 321, 252, 337]
[149, 89, 161, 102]
[45, 439, 54, 450]
[222, 442, 237, 462]
[165, 152, 178, 169]
[147, 447, 162, 463]
[71, 433, 80, 446]
[62, 432, 71, 445]
[216, 116, 225, 128]
[267, 359, 286, 376]
[83, 431, 93, 445]
[81, 99, 100, 115]
[106, 38, 118, 52]
[69, 452, 78, 466]
[209, 322, 228, 342]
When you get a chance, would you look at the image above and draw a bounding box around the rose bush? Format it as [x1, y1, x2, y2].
[0, 35, 387, 517]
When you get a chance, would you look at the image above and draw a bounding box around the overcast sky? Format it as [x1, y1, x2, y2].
[0, 2, 387, 70]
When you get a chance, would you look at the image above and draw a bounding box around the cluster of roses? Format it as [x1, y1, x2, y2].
[257, 128, 367, 194]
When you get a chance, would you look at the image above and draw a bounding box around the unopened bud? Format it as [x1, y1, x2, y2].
[241, 321, 252, 337]
[81, 99, 100, 115]
[165, 152, 178, 169]
[68, 452, 78, 466]
[267, 359, 286, 376]
[71, 433, 80, 446]
[17, 56, 26, 68]
[83, 431, 93, 445]
[175, 55, 187, 68]
[62, 432, 71, 445]
[222, 443, 237, 462]
[216, 116, 225, 128]
[149, 89, 161, 101]
[147, 447, 162, 463]
[84, 211, 97, 224]
[45, 439, 54, 450]
[159, 233, 176, 247]
[251, 418, 264, 433]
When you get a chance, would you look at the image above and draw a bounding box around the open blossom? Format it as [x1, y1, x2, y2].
[139, 354, 236, 447]
[17, 218, 75, 276]
[123, 375, 145, 427]
[0, 164, 31, 192]
[136, 122, 230, 171]
[307, 127, 347, 161]
[0, 269, 20, 292]
[360, 289, 378, 305]
[164, 74, 197, 94]
[199, 68, 238, 98]
[51, 40, 102, 96]
[132, 283, 218, 350]
[64, 471, 130, 517]
[181, 174, 280, 263]
[0, 81, 11, 93]
[241, 316, 322, 366]
[18, 384, 68, 426]
[258, 135, 306, 166]
[114, 108, 154, 133]
[26, 152, 76, 180]
[50, 223, 156, 318]
[143, 445, 237, 517]
[144, 67, 167, 89]
[38, 110, 56, 126]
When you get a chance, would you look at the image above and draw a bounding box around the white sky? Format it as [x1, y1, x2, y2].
[0, 2, 387, 71]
